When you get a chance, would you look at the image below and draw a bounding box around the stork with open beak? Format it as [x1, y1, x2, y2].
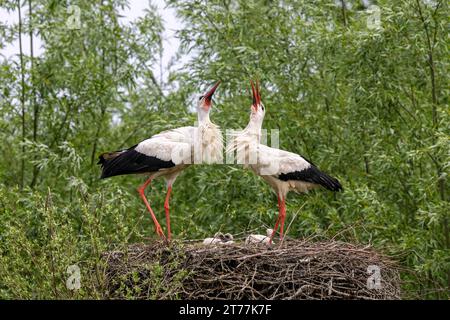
[98, 81, 223, 240]
[228, 80, 342, 242]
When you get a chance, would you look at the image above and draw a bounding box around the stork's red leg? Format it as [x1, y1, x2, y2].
[164, 185, 172, 240]
[270, 195, 285, 243]
[279, 197, 286, 239]
[137, 177, 165, 239]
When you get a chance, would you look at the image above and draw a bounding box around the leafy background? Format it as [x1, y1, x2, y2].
[0, 0, 448, 299]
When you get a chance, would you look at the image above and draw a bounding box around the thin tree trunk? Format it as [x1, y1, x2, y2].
[159, 37, 163, 88]
[18, 0, 26, 189]
[29, 0, 36, 141]
[90, 106, 106, 166]
[90, 40, 107, 166]
[340, 0, 348, 26]
[416, 0, 448, 293]
[29, 0, 40, 188]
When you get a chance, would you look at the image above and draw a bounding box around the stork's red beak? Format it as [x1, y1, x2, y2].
[250, 80, 261, 110]
[204, 81, 221, 101]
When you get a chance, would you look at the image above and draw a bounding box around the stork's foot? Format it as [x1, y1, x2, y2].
[164, 186, 172, 241]
[155, 225, 166, 239]
[164, 204, 171, 241]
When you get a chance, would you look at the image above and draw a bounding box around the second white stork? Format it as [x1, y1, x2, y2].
[228, 80, 342, 242]
[98, 81, 223, 240]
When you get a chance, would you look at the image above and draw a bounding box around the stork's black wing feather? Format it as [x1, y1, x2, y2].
[98, 146, 175, 179]
[278, 165, 342, 191]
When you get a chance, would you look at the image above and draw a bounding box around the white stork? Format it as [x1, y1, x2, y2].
[98, 81, 223, 240]
[228, 81, 342, 242]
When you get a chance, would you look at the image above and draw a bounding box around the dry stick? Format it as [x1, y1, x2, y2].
[281, 202, 307, 246]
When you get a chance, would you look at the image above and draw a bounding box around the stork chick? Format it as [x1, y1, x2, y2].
[245, 229, 274, 245]
[203, 232, 234, 245]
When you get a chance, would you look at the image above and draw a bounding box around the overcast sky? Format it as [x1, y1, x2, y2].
[0, 0, 183, 82]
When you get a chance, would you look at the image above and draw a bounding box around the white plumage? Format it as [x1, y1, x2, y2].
[203, 232, 234, 245]
[245, 229, 273, 245]
[135, 123, 223, 166]
[231, 142, 312, 176]
[135, 137, 191, 164]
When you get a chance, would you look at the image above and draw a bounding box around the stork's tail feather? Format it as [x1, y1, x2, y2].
[97, 144, 175, 179]
[314, 170, 342, 192]
[278, 166, 343, 192]
[98, 151, 123, 165]
[97, 150, 128, 179]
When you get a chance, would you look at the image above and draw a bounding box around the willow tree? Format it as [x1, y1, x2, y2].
[0, 0, 169, 298]
[168, 0, 449, 298]
[0, 0, 167, 188]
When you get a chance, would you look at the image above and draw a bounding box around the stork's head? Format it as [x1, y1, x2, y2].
[197, 81, 220, 113]
[249, 80, 265, 122]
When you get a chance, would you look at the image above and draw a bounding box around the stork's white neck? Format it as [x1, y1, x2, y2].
[197, 108, 211, 125]
[195, 107, 223, 164]
[243, 115, 263, 143]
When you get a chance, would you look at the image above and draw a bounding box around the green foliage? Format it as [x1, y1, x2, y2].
[0, 0, 448, 299]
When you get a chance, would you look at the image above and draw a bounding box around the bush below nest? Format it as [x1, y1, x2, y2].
[102, 239, 401, 299]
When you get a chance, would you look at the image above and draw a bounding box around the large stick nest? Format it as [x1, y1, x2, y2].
[102, 239, 401, 300]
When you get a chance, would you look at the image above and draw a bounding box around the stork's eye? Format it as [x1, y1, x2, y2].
[199, 95, 204, 101]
